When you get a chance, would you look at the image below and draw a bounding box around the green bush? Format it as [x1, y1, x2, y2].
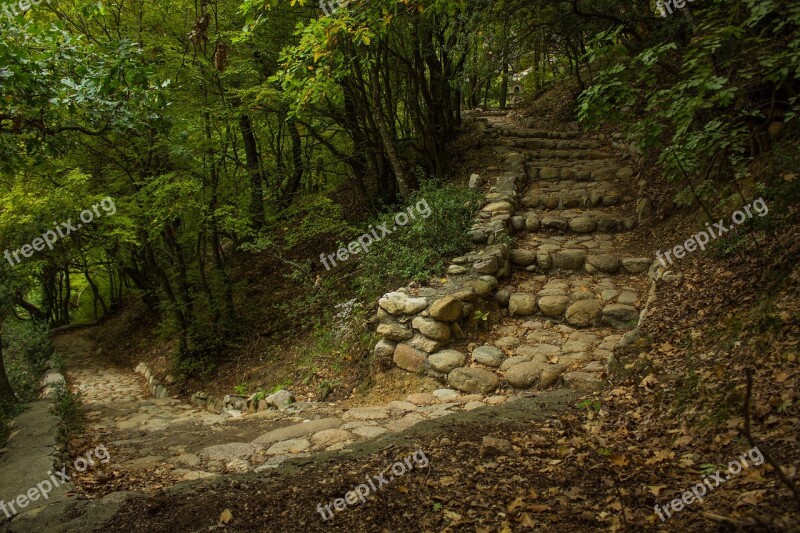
[3, 320, 52, 404]
[355, 179, 480, 298]
[53, 385, 83, 435]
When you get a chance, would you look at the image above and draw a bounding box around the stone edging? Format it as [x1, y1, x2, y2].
[134, 363, 173, 399]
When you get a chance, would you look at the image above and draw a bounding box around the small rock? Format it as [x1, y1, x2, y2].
[406, 393, 438, 406]
[565, 300, 603, 327]
[428, 296, 463, 322]
[481, 436, 516, 457]
[509, 293, 537, 316]
[266, 438, 311, 455]
[447, 367, 500, 395]
[472, 346, 506, 368]
[428, 350, 466, 373]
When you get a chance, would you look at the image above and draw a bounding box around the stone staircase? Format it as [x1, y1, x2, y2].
[373, 111, 657, 396]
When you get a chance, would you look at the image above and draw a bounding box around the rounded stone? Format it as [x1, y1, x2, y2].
[537, 295, 571, 317]
[568, 217, 597, 233]
[510, 249, 537, 267]
[602, 304, 640, 328]
[525, 215, 541, 232]
[495, 288, 511, 307]
[540, 364, 568, 388]
[393, 344, 428, 372]
[552, 249, 587, 270]
[472, 346, 506, 368]
[428, 350, 466, 373]
[310, 429, 353, 447]
[505, 361, 545, 388]
[447, 367, 500, 395]
[429, 296, 463, 322]
[411, 317, 451, 342]
[587, 254, 620, 273]
[509, 293, 537, 316]
[565, 300, 603, 327]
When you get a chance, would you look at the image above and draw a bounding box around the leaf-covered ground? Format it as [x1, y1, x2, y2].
[92, 214, 800, 532]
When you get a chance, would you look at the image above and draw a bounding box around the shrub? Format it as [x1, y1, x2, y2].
[355, 179, 480, 298]
[3, 320, 52, 404]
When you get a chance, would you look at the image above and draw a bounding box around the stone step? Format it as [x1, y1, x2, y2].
[520, 148, 612, 161]
[483, 127, 583, 140]
[514, 209, 638, 235]
[520, 184, 628, 210]
[508, 245, 651, 275]
[496, 137, 603, 151]
[528, 164, 634, 182]
[503, 292, 642, 328]
[453, 322, 623, 392]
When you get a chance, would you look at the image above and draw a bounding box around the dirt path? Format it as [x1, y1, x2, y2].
[52, 333, 518, 497]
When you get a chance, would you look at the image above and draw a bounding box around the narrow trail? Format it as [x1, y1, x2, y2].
[52, 111, 652, 503]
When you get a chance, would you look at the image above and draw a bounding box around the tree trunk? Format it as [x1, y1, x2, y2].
[239, 113, 265, 230]
[369, 63, 410, 197]
[280, 119, 304, 206]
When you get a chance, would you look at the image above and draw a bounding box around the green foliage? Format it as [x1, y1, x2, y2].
[355, 180, 480, 298]
[274, 194, 353, 251]
[579, 0, 800, 207]
[53, 385, 83, 435]
[269, 380, 293, 394]
[174, 353, 216, 381]
[3, 320, 53, 404]
[234, 383, 250, 396]
[577, 399, 602, 412]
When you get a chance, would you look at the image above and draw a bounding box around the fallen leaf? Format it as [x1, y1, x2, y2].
[219, 509, 233, 524]
[609, 455, 629, 467]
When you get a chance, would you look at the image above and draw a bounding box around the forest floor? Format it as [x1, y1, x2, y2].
[5, 109, 799, 533]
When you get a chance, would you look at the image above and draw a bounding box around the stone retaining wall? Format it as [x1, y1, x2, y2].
[372, 119, 530, 384]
